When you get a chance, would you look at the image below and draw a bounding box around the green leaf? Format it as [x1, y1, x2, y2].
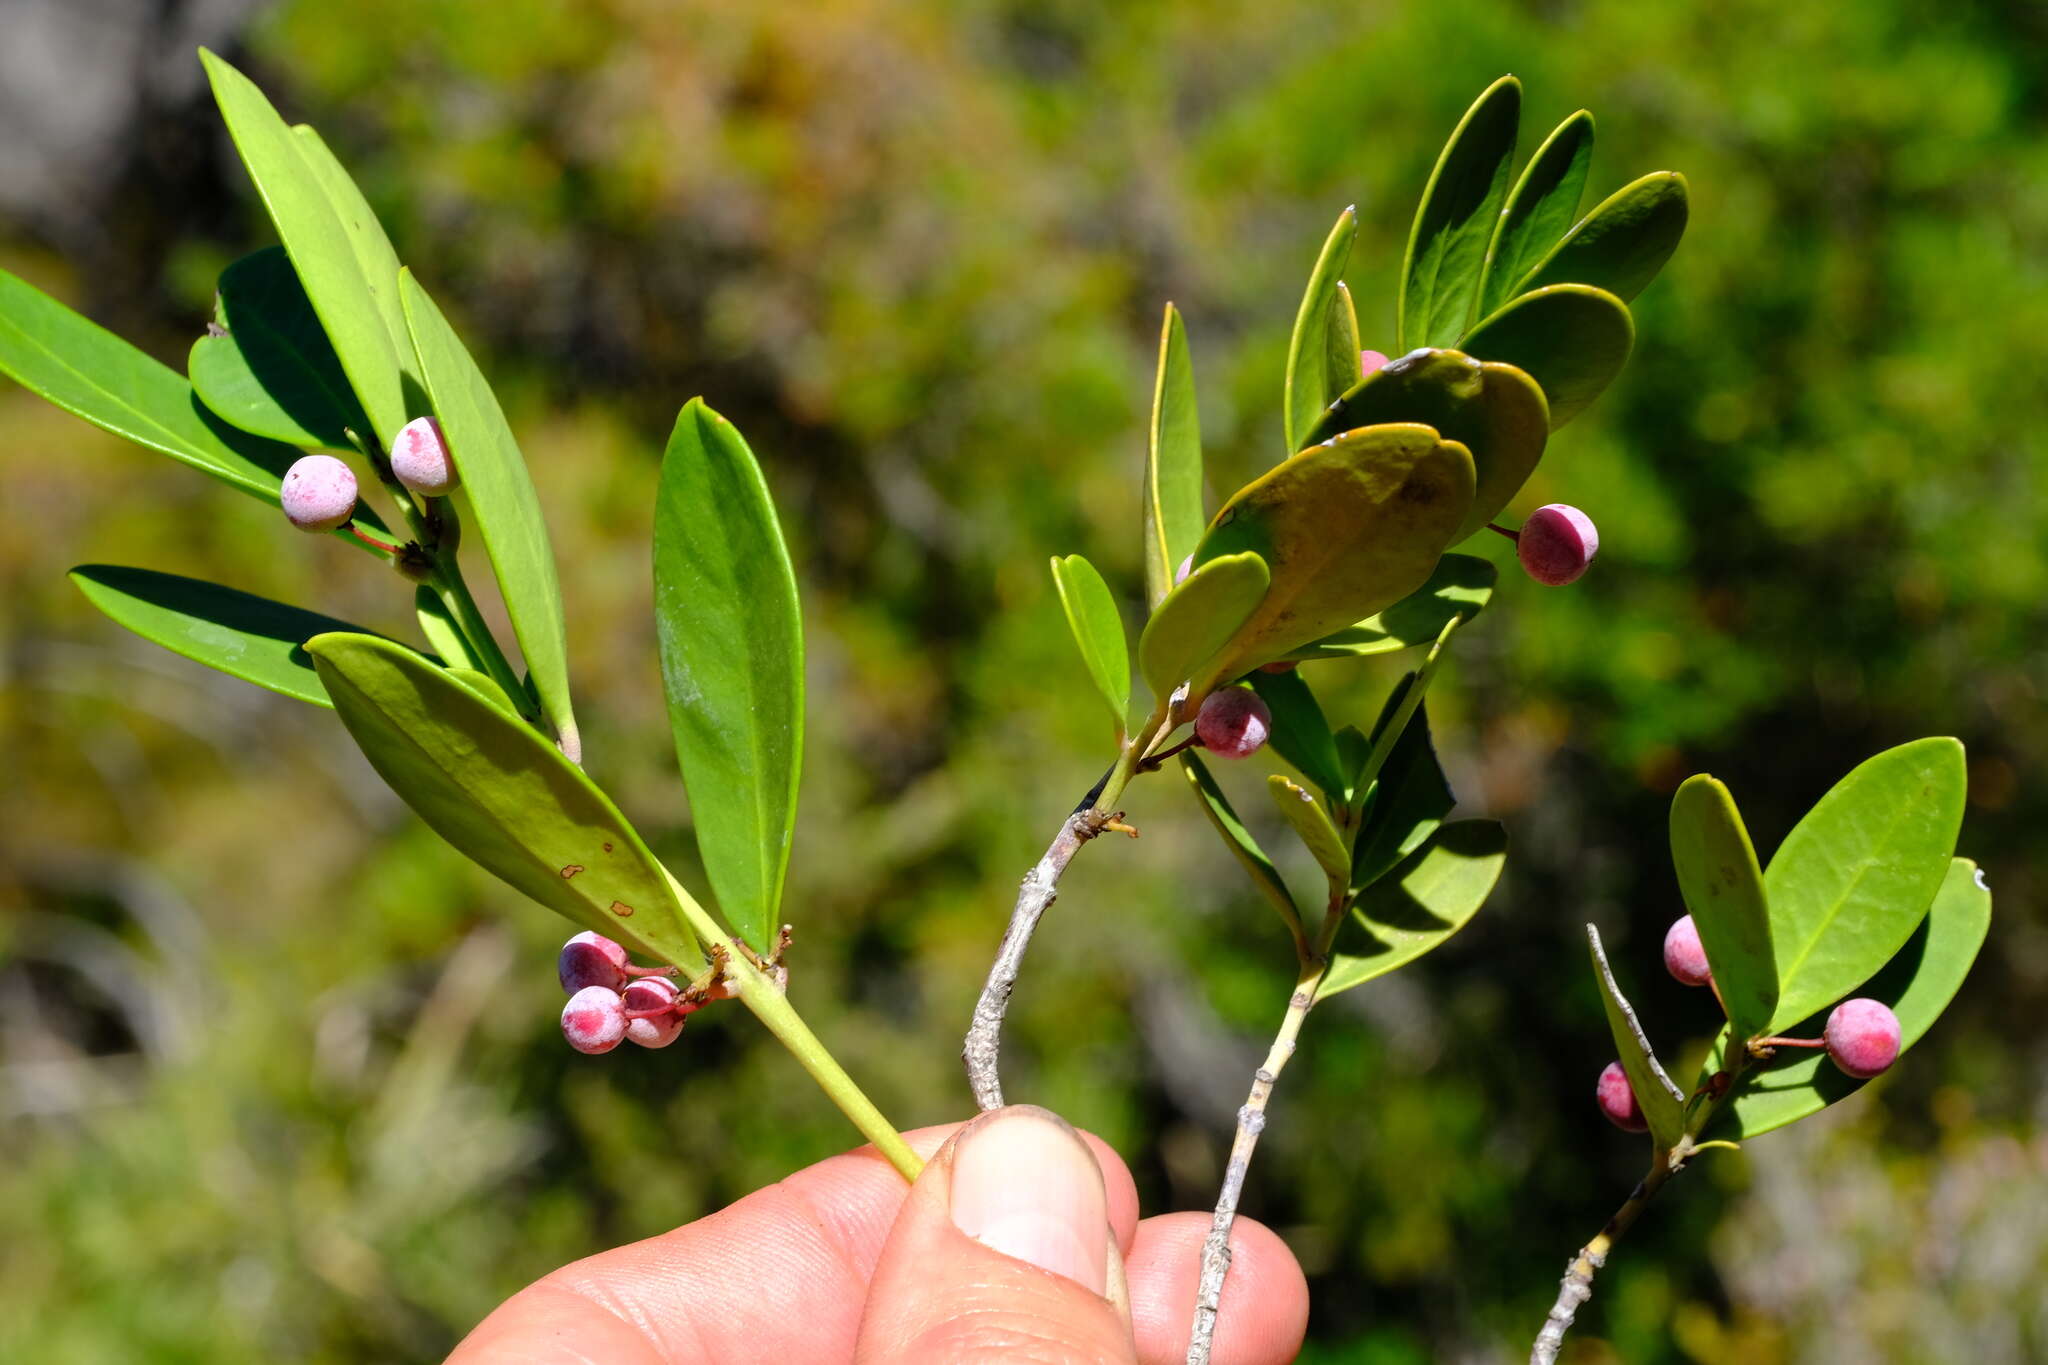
[1350, 699, 1454, 892]
[201, 50, 412, 446]
[1319, 820, 1506, 999]
[1762, 737, 1968, 1031]
[1049, 554, 1130, 738]
[1248, 667, 1345, 801]
[446, 666, 520, 714]
[414, 584, 485, 673]
[1477, 110, 1596, 319]
[0, 268, 304, 502]
[305, 632, 705, 969]
[1518, 172, 1690, 305]
[1137, 551, 1269, 701]
[1586, 923, 1687, 1149]
[1281, 555, 1495, 662]
[1460, 284, 1634, 430]
[1284, 207, 1357, 451]
[1191, 424, 1474, 680]
[189, 246, 369, 450]
[69, 564, 374, 707]
[1268, 774, 1350, 892]
[1398, 77, 1522, 350]
[1182, 752, 1302, 931]
[1324, 281, 1363, 414]
[1143, 304, 1205, 608]
[1296, 349, 1548, 541]
[399, 269, 579, 761]
[654, 399, 804, 954]
[1706, 858, 1991, 1140]
[1670, 775, 1777, 1040]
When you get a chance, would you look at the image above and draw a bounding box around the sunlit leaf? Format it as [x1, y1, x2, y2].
[1268, 774, 1350, 893]
[189, 246, 368, 450]
[1477, 110, 1595, 318]
[1137, 550, 1269, 701]
[1399, 77, 1521, 350]
[1460, 284, 1633, 429]
[1518, 172, 1690, 304]
[414, 584, 484, 673]
[1670, 775, 1777, 1040]
[1324, 281, 1363, 414]
[1182, 752, 1301, 930]
[1281, 555, 1495, 661]
[1284, 207, 1357, 451]
[1248, 666, 1345, 801]
[1587, 922, 1687, 1148]
[1050, 554, 1130, 738]
[1144, 303, 1205, 608]
[1318, 820, 1506, 998]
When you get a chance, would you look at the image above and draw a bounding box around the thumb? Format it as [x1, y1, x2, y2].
[855, 1105, 1135, 1364]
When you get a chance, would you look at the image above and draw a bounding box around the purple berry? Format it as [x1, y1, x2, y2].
[561, 985, 627, 1054]
[1516, 504, 1599, 586]
[1824, 998, 1901, 1079]
[280, 454, 359, 531]
[1360, 349, 1390, 379]
[624, 978, 686, 1049]
[1663, 915, 1712, 988]
[390, 415, 459, 496]
[558, 930, 628, 995]
[1195, 688, 1272, 759]
[1596, 1061, 1649, 1132]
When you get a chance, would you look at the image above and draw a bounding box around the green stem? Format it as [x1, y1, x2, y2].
[430, 552, 533, 723]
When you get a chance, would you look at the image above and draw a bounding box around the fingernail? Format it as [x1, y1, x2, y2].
[949, 1105, 1109, 1294]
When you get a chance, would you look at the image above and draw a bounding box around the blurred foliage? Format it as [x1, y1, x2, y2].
[3, 0, 2046, 1360]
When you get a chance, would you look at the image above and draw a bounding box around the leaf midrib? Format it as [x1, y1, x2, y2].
[1769, 792, 1920, 1012]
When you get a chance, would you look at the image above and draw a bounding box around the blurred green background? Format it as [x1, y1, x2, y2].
[3, 0, 2045, 1360]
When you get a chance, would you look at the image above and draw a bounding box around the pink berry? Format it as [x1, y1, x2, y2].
[1825, 998, 1901, 1079]
[1360, 349, 1390, 379]
[558, 930, 629, 994]
[1516, 503, 1600, 586]
[623, 976, 685, 1048]
[561, 985, 627, 1054]
[390, 414, 459, 496]
[1596, 1061, 1649, 1132]
[280, 454, 358, 531]
[1195, 688, 1272, 759]
[1663, 915, 1712, 988]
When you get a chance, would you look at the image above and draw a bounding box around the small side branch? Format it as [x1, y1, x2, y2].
[1530, 1158, 1676, 1365]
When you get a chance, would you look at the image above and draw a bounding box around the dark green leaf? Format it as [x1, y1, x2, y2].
[1143, 304, 1205, 608]
[1351, 699, 1454, 892]
[1399, 77, 1522, 350]
[654, 399, 804, 954]
[1282, 554, 1495, 662]
[189, 246, 369, 450]
[1319, 820, 1506, 998]
[1587, 923, 1687, 1148]
[1268, 774, 1350, 892]
[1477, 110, 1596, 318]
[1284, 207, 1357, 451]
[1050, 554, 1130, 738]
[1248, 667, 1345, 800]
[1181, 752, 1301, 930]
[1670, 775, 1777, 1040]
[1460, 284, 1634, 429]
[1137, 551, 1269, 701]
[1518, 172, 1690, 304]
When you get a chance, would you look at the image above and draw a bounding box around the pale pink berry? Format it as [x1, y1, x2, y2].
[1176, 554, 1194, 586]
[1596, 1061, 1648, 1132]
[390, 415, 459, 496]
[1195, 688, 1271, 759]
[561, 985, 627, 1054]
[1360, 349, 1390, 379]
[280, 454, 358, 531]
[1663, 915, 1712, 988]
[1516, 504, 1599, 586]
[624, 977, 685, 1049]
[558, 930, 629, 994]
[1825, 998, 1901, 1079]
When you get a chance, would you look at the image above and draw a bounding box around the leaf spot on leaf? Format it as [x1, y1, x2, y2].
[560, 864, 584, 879]
[602, 842, 614, 853]
[609, 900, 634, 917]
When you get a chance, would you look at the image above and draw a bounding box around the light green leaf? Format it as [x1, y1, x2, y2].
[1586, 923, 1687, 1148]
[1324, 281, 1363, 415]
[1268, 774, 1350, 892]
[1763, 737, 1968, 1031]
[1137, 551, 1269, 701]
[1399, 77, 1522, 350]
[305, 632, 705, 970]
[1050, 554, 1130, 738]
[1350, 698, 1454, 892]
[1460, 284, 1634, 429]
[1517, 172, 1689, 305]
[399, 269, 578, 761]
[70, 564, 374, 707]
[414, 584, 484, 673]
[1248, 667, 1345, 801]
[1477, 110, 1595, 318]
[446, 667, 520, 714]
[654, 399, 804, 954]
[1319, 820, 1506, 999]
[189, 246, 369, 450]
[1181, 751, 1301, 930]
[1284, 207, 1357, 452]
[1281, 555, 1495, 662]
[1705, 858, 1991, 1140]
[1670, 775, 1777, 1040]
[1143, 303, 1205, 608]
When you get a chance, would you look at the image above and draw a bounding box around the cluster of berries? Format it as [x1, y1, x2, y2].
[279, 415, 459, 533]
[1597, 915, 1904, 1132]
[556, 930, 709, 1055]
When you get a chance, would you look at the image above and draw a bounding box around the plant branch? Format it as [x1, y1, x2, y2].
[1530, 1153, 1681, 1365]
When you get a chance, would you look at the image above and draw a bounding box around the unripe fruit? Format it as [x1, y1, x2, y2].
[1825, 998, 1901, 1079]
[1663, 915, 1712, 987]
[1360, 349, 1390, 379]
[281, 454, 359, 531]
[1596, 1060, 1649, 1132]
[558, 930, 629, 994]
[1516, 503, 1599, 586]
[390, 415, 459, 496]
[1195, 687, 1272, 759]
[561, 985, 627, 1054]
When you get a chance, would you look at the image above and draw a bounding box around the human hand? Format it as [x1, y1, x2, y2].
[451, 1105, 1309, 1363]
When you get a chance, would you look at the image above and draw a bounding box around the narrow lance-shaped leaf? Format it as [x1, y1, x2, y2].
[1182, 752, 1302, 935]
[189, 246, 370, 450]
[1268, 775, 1350, 894]
[1670, 775, 1777, 1040]
[1477, 109, 1595, 318]
[1399, 77, 1522, 350]
[1281, 554, 1494, 662]
[1284, 207, 1357, 452]
[414, 584, 484, 673]
[1143, 304, 1204, 608]
[654, 400, 804, 955]
[1049, 554, 1130, 739]
[1319, 820, 1506, 998]
[1137, 551, 1269, 702]
[399, 269, 579, 761]
[1459, 284, 1633, 429]
[306, 632, 705, 971]
[1517, 172, 1690, 305]
[1324, 281, 1363, 413]
[1762, 737, 1967, 1031]
[1350, 698, 1454, 891]
[1587, 923, 1687, 1149]
[1248, 666, 1346, 801]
